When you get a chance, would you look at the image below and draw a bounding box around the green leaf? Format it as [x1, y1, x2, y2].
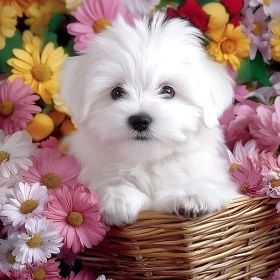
[0, 30, 22, 74]
[41, 29, 58, 48]
[237, 52, 271, 86]
[156, 0, 177, 9]
[49, 13, 66, 33]
[196, 0, 220, 5]
[64, 38, 75, 57]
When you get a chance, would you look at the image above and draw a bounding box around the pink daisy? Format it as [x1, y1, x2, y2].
[249, 97, 280, 152]
[67, 0, 134, 51]
[231, 156, 263, 197]
[267, 269, 280, 280]
[44, 185, 108, 253]
[39, 137, 60, 149]
[65, 268, 96, 280]
[0, 78, 41, 135]
[23, 258, 61, 280]
[22, 148, 80, 193]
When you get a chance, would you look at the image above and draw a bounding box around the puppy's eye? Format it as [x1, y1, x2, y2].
[111, 87, 126, 100]
[160, 86, 175, 99]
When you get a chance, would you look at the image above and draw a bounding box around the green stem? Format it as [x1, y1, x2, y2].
[42, 104, 54, 114]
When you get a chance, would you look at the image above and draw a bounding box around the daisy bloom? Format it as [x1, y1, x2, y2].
[0, 5, 17, 50]
[0, 130, 35, 177]
[23, 258, 61, 280]
[207, 24, 251, 71]
[22, 30, 42, 53]
[0, 170, 20, 188]
[122, 0, 160, 15]
[0, 182, 48, 227]
[23, 148, 80, 193]
[249, 97, 280, 151]
[227, 140, 258, 172]
[24, 0, 66, 35]
[65, 268, 96, 280]
[2, 0, 24, 17]
[271, 19, 280, 62]
[44, 185, 107, 253]
[0, 78, 41, 135]
[39, 136, 59, 149]
[242, 7, 271, 62]
[13, 216, 63, 264]
[7, 41, 68, 104]
[67, 0, 134, 51]
[231, 156, 263, 197]
[267, 269, 280, 280]
[0, 234, 25, 273]
[249, 0, 280, 17]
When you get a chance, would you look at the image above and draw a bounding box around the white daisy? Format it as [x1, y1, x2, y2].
[122, 0, 160, 15]
[249, 0, 280, 17]
[0, 130, 36, 177]
[13, 216, 63, 264]
[0, 182, 48, 227]
[0, 234, 25, 272]
[0, 171, 21, 189]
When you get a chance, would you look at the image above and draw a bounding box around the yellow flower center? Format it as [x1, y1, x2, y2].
[33, 268, 46, 280]
[252, 21, 262, 35]
[40, 172, 61, 189]
[27, 235, 42, 248]
[271, 179, 280, 188]
[7, 251, 16, 264]
[0, 101, 14, 117]
[67, 211, 84, 227]
[0, 151, 10, 163]
[240, 182, 249, 194]
[20, 199, 38, 214]
[229, 163, 243, 173]
[263, 0, 270, 7]
[93, 18, 112, 33]
[31, 64, 51, 82]
[221, 39, 236, 54]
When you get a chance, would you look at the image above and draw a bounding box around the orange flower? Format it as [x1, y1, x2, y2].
[207, 24, 251, 71]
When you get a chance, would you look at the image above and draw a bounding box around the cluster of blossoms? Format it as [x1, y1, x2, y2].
[1, 0, 280, 279]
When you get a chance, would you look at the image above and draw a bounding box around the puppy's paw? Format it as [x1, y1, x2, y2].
[100, 186, 151, 226]
[154, 192, 220, 220]
[177, 195, 209, 219]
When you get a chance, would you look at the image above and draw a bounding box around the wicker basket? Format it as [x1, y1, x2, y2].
[78, 196, 280, 279]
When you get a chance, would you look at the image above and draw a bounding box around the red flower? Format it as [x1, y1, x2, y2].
[221, 0, 244, 15]
[221, 0, 244, 27]
[167, 0, 209, 33]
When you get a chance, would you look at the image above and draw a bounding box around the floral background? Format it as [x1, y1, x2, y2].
[1, 0, 280, 279]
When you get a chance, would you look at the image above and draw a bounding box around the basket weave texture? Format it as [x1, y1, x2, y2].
[78, 196, 280, 279]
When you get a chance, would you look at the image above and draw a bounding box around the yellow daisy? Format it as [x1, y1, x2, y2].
[7, 42, 68, 104]
[271, 20, 280, 62]
[24, 0, 66, 35]
[2, 0, 24, 17]
[0, 4, 17, 50]
[22, 30, 42, 52]
[207, 24, 251, 71]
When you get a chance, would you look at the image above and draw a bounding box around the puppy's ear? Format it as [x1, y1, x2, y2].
[195, 58, 234, 129]
[60, 55, 90, 125]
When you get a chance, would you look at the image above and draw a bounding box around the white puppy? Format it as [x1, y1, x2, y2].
[61, 13, 240, 226]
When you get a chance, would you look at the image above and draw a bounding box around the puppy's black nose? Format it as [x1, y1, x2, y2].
[128, 114, 152, 132]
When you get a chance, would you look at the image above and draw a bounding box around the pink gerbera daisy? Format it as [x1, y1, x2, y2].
[0, 78, 41, 135]
[231, 156, 263, 197]
[44, 185, 107, 253]
[67, 0, 134, 51]
[39, 137, 60, 149]
[23, 258, 61, 280]
[22, 148, 80, 193]
[65, 268, 96, 280]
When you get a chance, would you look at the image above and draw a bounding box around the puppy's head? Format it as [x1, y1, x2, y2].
[61, 13, 234, 161]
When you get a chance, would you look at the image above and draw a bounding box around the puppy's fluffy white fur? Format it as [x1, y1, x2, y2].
[61, 13, 240, 226]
